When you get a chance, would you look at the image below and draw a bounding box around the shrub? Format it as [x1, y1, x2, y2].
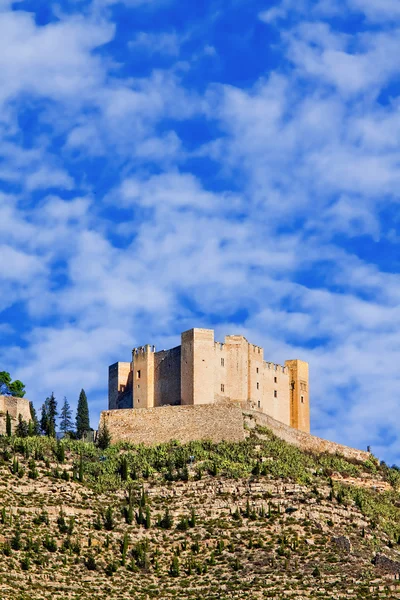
[169, 555, 179, 577]
[103, 506, 115, 531]
[85, 554, 97, 571]
[43, 534, 57, 552]
[158, 508, 173, 529]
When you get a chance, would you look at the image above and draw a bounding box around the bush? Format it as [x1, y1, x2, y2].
[3, 541, 11, 556]
[11, 528, 22, 551]
[105, 561, 118, 576]
[103, 506, 115, 531]
[158, 508, 173, 529]
[169, 555, 179, 577]
[43, 534, 57, 552]
[85, 554, 97, 570]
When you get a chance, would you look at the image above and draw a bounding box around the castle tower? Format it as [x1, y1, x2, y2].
[132, 345, 155, 409]
[108, 362, 132, 410]
[285, 359, 310, 433]
[181, 329, 215, 405]
[224, 335, 250, 404]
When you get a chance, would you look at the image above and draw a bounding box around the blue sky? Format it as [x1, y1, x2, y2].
[1, 0, 400, 462]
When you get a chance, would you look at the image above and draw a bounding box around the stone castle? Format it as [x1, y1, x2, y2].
[108, 328, 310, 434]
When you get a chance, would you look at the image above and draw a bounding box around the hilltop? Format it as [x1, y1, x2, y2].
[1, 428, 400, 599]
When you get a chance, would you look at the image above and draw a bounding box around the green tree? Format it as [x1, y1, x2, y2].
[9, 380, 26, 398]
[47, 393, 57, 437]
[41, 394, 57, 437]
[0, 371, 26, 398]
[6, 411, 12, 437]
[104, 506, 115, 531]
[15, 414, 28, 438]
[40, 402, 49, 436]
[76, 389, 90, 439]
[59, 397, 73, 435]
[29, 402, 40, 436]
[97, 422, 111, 450]
[169, 555, 180, 577]
[158, 508, 173, 529]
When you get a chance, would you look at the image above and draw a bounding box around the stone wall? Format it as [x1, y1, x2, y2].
[243, 410, 370, 462]
[100, 403, 370, 462]
[101, 404, 246, 445]
[154, 346, 181, 407]
[0, 395, 32, 435]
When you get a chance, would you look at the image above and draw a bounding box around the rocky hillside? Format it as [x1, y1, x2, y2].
[1, 428, 400, 599]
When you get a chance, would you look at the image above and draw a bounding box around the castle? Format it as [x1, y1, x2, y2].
[108, 328, 310, 433]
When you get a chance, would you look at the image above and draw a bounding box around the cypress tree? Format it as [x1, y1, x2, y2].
[97, 422, 111, 450]
[76, 389, 90, 439]
[47, 393, 57, 438]
[40, 402, 49, 436]
[6, 411, 12, 437]
[29, 402, 40, 436]
[15, 414, 28, 438]
[60, 397, 73, 435]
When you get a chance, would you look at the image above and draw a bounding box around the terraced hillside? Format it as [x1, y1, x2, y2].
[1, 427, 400, 599]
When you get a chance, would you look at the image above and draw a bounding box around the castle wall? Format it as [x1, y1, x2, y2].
[213, 341, 228, 403]
[108, 362, 132, 410]
[100, 404, 370, 463]
[243, 410, 368, 462]
[0, 395, 32, 435]
[262, 364, 290, 426]
[101, 404, 245, 445]
[154, 346, 181, 406]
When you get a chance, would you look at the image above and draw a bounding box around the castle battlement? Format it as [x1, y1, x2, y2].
[132, 345, 156, 356]
[108, 328, 310, 433]
[265, 362, 287, 374]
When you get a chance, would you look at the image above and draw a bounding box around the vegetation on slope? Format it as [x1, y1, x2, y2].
[1, 428, 400, 599]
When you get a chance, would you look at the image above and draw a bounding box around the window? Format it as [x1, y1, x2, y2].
[221, 358, 225, 367]
[256, 382, 259, 390]
[221, 384, 225, 392]
[137, 384, 140, 389]
[301, 395, 304, 404]
[257, 400, 261, 408]
[274, 390, 278, 398]
[274, 376, 277, 383]
[256, 367, 259, 373]
[137, 370, 141, 379]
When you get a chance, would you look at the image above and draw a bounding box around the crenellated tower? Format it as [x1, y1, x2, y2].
[132, 345, 156, 409]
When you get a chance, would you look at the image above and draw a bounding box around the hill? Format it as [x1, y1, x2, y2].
[1, 428, 400, 599]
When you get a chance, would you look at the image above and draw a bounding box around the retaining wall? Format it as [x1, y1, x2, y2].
[243, 410, 370, 462]
[101, 404, 245, 445]
[101, 403, 370, 462]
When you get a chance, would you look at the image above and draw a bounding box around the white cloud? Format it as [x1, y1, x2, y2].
[25, 167, 75, 191]
[0, 12, 113, 105]
[129, 31, 181, 56]
[350, 0, 400, 21]
[2, 0, 400, 465]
